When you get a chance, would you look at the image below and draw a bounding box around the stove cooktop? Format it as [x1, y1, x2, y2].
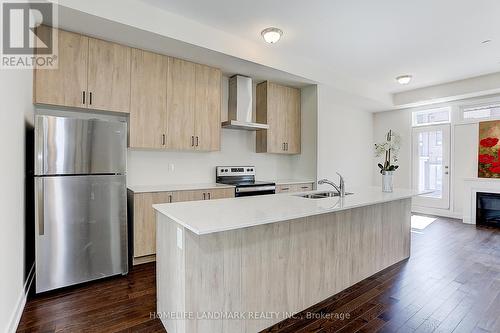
[218, 180, 275, 187]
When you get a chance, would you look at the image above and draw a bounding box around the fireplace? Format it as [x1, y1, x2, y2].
[476, 192, 500, 227]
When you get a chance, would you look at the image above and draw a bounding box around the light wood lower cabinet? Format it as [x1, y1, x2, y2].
[130, 187, 234, 264]
[132, 191, 172, 258]
[276, 182, 314, 193]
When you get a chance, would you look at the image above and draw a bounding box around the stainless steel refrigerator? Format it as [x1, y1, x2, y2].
[34, 115, 128, 293]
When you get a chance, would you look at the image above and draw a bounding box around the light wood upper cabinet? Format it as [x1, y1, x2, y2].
[34, 28, 222, 151]
[285, 87, 301, 154]
[87, 38, 131, 113]
[130, 49, 169, 149]
[34, 27, 88, 108]
[194, 64, 222, 151]
[166, 59, 221, 151]
[256, 81, 301, 154]
[34, 28, 131, 113]
[167, 58, 196, 150]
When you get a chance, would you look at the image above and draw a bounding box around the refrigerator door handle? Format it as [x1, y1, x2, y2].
[36, 178, 44, 236]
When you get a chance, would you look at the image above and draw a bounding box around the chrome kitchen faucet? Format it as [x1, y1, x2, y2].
[318, 173, 345, 197]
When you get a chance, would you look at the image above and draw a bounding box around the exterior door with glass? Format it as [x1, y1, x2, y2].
[412, 124, 451, 209]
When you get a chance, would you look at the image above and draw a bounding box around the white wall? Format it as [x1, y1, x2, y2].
[373, 95, 498, 218]
[317, 84, 374, 190]
[0, 69, 34, 333]
[127, 79, 318, 185]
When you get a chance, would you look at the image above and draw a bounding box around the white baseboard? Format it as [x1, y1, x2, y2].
[411, 206, 463, 220]
[7, 263, 35, 333]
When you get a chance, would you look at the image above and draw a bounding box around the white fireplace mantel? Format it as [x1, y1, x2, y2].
[463, 178, 500, 224]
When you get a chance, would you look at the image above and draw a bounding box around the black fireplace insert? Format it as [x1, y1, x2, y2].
[476, 192, 500, 228]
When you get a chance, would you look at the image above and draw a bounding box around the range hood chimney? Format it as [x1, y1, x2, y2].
[222, 75, 269, 130]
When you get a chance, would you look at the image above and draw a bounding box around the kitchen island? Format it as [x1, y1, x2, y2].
[153, 187, 422, 333]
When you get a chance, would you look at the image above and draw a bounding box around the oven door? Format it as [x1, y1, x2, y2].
[235, 186, 276, 197]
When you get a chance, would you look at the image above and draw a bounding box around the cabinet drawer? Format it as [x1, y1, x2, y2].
[277, 183, 314, 193]
[276, 184, 293, 193]
[296, 183, 313, 192]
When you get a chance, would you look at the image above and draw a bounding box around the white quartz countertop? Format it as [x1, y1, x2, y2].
[128, 183, 235, 193]
[153, 187, 425, 235]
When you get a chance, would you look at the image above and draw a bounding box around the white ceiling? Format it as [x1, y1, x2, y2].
[140, 0, 500, 94]
[56, 6, 316, 88]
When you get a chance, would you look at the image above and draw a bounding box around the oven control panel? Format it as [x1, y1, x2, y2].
[216, 166, 255, 177]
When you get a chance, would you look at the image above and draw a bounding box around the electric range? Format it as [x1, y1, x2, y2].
[216, 166, 276, 197]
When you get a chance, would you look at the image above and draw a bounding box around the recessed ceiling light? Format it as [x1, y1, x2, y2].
[396, 75, 412, 85]
[261, 27, 283, 44]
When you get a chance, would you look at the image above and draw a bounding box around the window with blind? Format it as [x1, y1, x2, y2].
[462, 104, 500, 120]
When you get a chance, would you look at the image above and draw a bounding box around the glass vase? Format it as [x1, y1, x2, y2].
[381, 171, 394, 192]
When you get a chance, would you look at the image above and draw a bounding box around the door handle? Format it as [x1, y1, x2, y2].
[203, 192, 206, 200]
[282, 143, 285, 151]
[208, 192, 211, 200]
[191, 136, 195, 147]
[89, 92, 92, 105]
[196, 136, 199, 147]
[82, 91, 86, 105]
[36, 179, 44, 236]
[162, 134, 165, 146]
[168, 194, 172, 203]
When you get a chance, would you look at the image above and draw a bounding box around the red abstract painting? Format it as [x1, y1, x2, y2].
[478, 120, 500, 178]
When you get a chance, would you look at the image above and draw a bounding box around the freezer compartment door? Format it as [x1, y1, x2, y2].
[35, 175, 127, 293]
[35, 115, 127, 175]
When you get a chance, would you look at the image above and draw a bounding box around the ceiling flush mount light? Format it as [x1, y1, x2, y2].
[261, 27, 283, 44]
[396, 75, 412, 85]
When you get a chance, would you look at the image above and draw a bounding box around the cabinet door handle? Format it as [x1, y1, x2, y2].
[301, 186, 309, 189]
[208, 192, 211, 200]
[282, 187, 290, 191]
[285, 143, 288, 151]
[282, 143, 285, 151]
[162, 134, 165, 146]
[203, 192, 206, 200]
[89, 92, 93, 105]
[82, 91, 86, 105]
[196, 136, 199, 147]
[191, 136, 195, 147]
[168, 195, 172, 203]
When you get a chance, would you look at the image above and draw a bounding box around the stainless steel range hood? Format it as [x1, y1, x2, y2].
[222, 75, 269, 130]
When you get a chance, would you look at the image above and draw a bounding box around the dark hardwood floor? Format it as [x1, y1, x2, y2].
[17, 217, 500, 333]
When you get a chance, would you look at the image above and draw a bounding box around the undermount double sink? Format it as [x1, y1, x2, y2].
[298, 191, 354, 199]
